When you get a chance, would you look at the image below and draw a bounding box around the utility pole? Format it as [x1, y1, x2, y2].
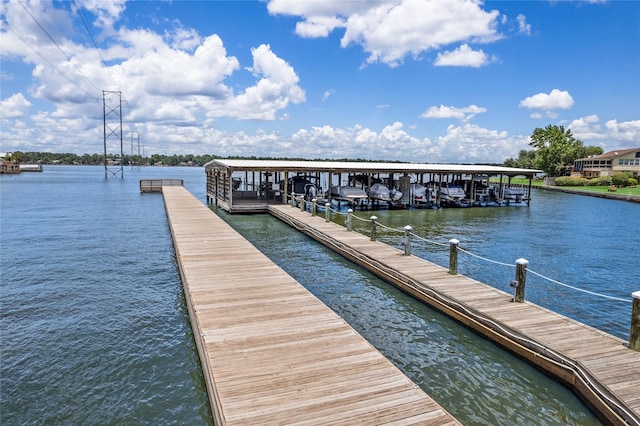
[102, 90, 124, 178]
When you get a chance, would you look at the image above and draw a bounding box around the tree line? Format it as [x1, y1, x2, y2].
[6, 125, 603, 176]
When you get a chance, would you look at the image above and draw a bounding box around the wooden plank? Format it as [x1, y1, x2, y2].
[162, 187, 459, 425]
[268, 204, 640, 424]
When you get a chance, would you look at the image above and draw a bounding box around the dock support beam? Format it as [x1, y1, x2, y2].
[514, 258, 529, 303]
[449, 239, 459, 275]
[630, 291, 640, 351]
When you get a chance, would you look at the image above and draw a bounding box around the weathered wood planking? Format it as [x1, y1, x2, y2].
[161, 186, 459, 426]
[269, 204, 640, 426]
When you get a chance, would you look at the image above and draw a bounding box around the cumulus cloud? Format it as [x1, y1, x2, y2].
[0, 93, 32, 118]
[1, 1, 305, 128]
[568, 115, 640, 144]
[420, 104, 487, 121]
[519, 89, 574, 111]
[434, 44, 492, 67]
[268, 0, 501, 67]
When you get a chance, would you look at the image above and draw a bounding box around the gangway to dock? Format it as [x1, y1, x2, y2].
[161, 186, 459, 425]
[268, 204, 640, 426]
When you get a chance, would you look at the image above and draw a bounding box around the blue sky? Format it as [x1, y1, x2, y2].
[1, 0, 638, 163]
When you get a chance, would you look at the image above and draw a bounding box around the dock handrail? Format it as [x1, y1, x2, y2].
[140, 178, 184, 192]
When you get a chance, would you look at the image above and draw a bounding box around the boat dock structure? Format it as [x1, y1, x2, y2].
[204, 159, 540, 213]
[161, 185, 459, 425]
[150, 179, 640, 425]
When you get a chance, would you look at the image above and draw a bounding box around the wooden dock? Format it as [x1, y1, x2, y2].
[161, 186, 459, 425]
[268, 204, 640, 426]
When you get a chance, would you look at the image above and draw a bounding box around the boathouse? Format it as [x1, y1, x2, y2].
[204, 159, 540, 213]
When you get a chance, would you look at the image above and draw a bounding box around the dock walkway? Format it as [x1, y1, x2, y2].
[268, 204, 640, 426]
[162, 186, 459, 425]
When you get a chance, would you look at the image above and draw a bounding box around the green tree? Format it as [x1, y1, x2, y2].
[529, 125, 584, 176]
[504, 149, 536, 169]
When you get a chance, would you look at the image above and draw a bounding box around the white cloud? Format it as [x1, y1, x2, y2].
[519, 89, 574, 110]
[568, 115, 640, 145]
[434, 44, 492, 67]
[227, 44, 305, 120]
[516, 14, 531, 35]
[433, 123, 530, 162]
[322, 89, 335, 101]
[420, 104, 487, 121]
[0, 93, 32, 118]
[268, 0, 502, 67]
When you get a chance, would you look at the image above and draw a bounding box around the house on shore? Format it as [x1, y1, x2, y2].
[572, 147, 640, 179]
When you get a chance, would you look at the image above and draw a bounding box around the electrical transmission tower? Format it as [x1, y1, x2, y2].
[102, 90, 124, 178]
[130, 130, 139, 170]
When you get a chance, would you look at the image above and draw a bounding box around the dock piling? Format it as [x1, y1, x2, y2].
[370, 216, 378, 241]
[299, 195, 305, 212]
[630, 291, 640, 351]
[290, 192, 296, 207]
[325, 203, 331, 222]
[449, 239, 459, 275]
[346, 209, 353, 231]
[514, 258, 529, 302]
[404, 226, 412, 256]
[311, 199, 317, 216]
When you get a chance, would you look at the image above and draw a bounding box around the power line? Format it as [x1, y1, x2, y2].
[17, 0, 102, 95]
[77, 8, 121, 92]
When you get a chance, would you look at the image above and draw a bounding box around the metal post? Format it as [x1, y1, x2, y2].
[630, 291, 640, 351]
[346, 209, 353, 231]
[514, 258, 529, 303]
[403, 225, 412, 256]
[311, 199, 317, 216]
[325, 203, 331, 222]
[449, 239, 459, 275]
[370, 216, 377, 241]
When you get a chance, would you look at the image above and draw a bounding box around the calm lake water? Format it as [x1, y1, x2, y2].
[2, 165, 637, 425]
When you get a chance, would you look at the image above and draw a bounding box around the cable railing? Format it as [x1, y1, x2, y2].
[283, 192, 640, 351]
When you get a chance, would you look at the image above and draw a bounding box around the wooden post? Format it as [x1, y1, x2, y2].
[514, 258, 529, 303]
[311, 199, 317, 216]
[370, 216, 378, 241]
[448, 239, 459, 275]
[325, 203, 331, 222]
[346, 209, 353, 231]
[403, 225, 412, 256]
[630, 291, 640, 351]
[299, 195, 305, 212]
[290, 192, 296, 207]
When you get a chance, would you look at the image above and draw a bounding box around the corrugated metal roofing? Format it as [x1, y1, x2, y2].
[204, 159, 541, 176]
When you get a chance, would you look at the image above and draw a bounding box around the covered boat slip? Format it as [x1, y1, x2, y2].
[162, 186, 459, 425]
[204, 159, 539, 213]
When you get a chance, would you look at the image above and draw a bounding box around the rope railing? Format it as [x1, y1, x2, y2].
[527, 268, 630, 303]
[282, 196, 639, 351]
[333, 207, 633, 305]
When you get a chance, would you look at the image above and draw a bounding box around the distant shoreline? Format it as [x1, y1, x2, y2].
[539, 185, 640, 203]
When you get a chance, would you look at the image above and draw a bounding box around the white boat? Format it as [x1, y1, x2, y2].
[503, 187, 525, 203]
[411, 183, 437, 206]
[331, 185, 368, 201]
[439, 183, 466, 206]
[368, 183, 402, 203]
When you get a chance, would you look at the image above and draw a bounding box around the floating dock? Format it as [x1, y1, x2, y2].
[161, 186, 459, 425]
[268, 204, 640, 426]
